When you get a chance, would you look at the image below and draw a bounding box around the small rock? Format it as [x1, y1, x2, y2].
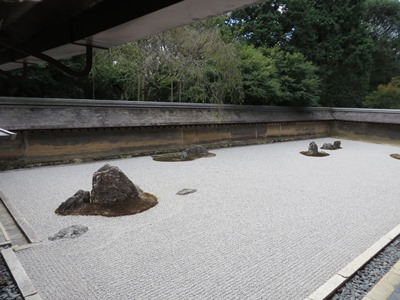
[321, 140, 342, 150]
[176, 189, 197, 195]
[180, 151, 188, 160]
[48, 225, 89, 241]
[321, 143, 336, 150]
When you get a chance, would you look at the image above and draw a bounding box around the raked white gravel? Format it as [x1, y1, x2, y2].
[0, 138, 399, 300]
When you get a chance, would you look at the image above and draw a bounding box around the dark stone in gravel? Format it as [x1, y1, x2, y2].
[91, 164, 140, 204]
[55, 190, 90, 214]
[184, 145, 210, 156]
[48, 225, 89, 241]
[176, 189, 197, 195]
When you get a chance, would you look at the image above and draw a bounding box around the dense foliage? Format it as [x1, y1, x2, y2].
[0, 0, 399, 108]
[230, 0, 374, 107]
[363, 77, 400, 109]
[365, 0, 400, 91]
[239, 45, 319, 106]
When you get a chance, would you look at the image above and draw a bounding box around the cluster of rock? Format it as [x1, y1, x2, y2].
[153, 145, 215, 162]
[300, 141, 329, 157]
[301, 140, 342, 157]
[321, 141, 341, 150]
[180, 145, 215, 160]
[55, 164, 157, 217]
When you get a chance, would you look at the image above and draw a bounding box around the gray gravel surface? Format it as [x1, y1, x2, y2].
[0, 246, 23, 300]
[0, 138, 399, 300]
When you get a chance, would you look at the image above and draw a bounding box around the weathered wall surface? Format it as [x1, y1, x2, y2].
[0, 97, 399, 169]
[0, 122, 331, 169]
[0, 97, 334, 130]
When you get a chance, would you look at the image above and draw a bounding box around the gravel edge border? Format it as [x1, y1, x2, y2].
[0, 191, 40, 244]
[305, 224, 400, 300]
[1, 248, 42, 299]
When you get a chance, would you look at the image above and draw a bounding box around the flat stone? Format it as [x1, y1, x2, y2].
[176, 189, 197, 195]
[25, 294, 43, 300]
[364, 281, 394, 300]
[379, 272, 400, 287]
[393, 260, 400, 271]
[48, 225, 89, 241]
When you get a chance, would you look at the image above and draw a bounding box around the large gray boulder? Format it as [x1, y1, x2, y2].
[90, 164, 139, 204]
[55, 164, 157, 217]
[55, 190, 90, 214]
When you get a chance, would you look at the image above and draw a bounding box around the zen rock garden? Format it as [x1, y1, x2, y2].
[152, 145, 216, 162]
[300, 140, 342, 157]
[55, 164, 157, 217]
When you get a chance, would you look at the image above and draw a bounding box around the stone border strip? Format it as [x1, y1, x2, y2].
[0, 220, 11, 242]
[305, 224, 400, 300]
[0, 241, 11, 247]
[363, 259, 400, 300]
[0, 191, 40, 243]
[1, 248, 42, 299]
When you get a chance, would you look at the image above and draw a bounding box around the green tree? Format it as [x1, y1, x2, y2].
[365, 0, 400, 91]
[239, 44, 320, 106]
[363, 77, 400, 109]
[238, 44, 280, 104]
[263, 46, 320, 106]
[93, 20, 244, 104]
[229, 1, 290, 48]
[229, 0, 374, 107]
